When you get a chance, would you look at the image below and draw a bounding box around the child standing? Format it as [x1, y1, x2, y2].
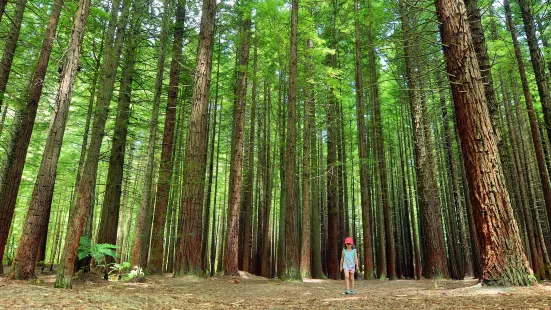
[340, 237, 358, 295]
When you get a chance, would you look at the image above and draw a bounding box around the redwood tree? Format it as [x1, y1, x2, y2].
[280, 0, 301, 282]
[146, 0, 183, 274]
[224, 2, 252, 276]
[173, 0, 216, 276]
[353, 0, 374, 279]
[7, 0, 64, 279]
[436, 0, 535, 286]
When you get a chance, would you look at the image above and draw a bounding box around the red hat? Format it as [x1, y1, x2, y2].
[344, 237, 354, 245]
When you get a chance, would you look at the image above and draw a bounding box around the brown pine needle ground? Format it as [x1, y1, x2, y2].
[1, 271, 551, 309]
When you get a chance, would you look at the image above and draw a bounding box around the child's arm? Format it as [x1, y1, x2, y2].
[340, 250, 344, 272]
[354, 251, 359, 271]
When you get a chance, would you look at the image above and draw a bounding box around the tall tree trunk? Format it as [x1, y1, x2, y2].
[437, 72, 466, 280]
[281, 0, 301, 282]
[223, 5, 252, 276]
[325, 0, 340, 281]
[97, 12, 141, 262]
[369, 28, 395, 280]
[504, 1, 549, 277]
[0, 0, 27, 117]
[241, 33, 257, 273]
[509, 0, 551, 249]
[146, 0, 182, 274]
[174, 0, 216, 276]
[277, 69, 287, 279]
[300, 38, 314, 279]
[353, 0, 374, 279]
[436, 0, 535, 286]
[72, 0, 130, 256]
[502, 75, 543, 277]
[463, 0, 500, 139]
[203, 33, 222, 275]
[0, 0, 62, 277]
[72, 34, 104, 208]
[209, 102, 222, 276]
[55, 0, 128, 288]
[399, 0, 447, 278]
[0, 0, 29, 274]
[30, 0, 89, 287]
[260, 82, 273, 278]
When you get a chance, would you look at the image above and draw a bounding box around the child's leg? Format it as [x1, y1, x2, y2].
[344, 269, 350, 290]
[350, 271, 355, 290]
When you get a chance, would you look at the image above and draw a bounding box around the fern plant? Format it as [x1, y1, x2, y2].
[77, 236, 118, 268]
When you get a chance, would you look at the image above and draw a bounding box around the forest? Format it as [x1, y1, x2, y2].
[1, 0, 551, 307]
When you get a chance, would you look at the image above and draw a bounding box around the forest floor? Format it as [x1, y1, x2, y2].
[1, 268, 551, 309]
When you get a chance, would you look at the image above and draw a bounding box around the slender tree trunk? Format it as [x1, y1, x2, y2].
[72, 35, 104, 205]
[223, 5, 252, 276]
[504, 1, 548, 274]
[97, 12, 141, 264]
[209, 103, 222, 276]
[35, 0, 89, 288]
[174, 0, 216, 276]
[369, 28, 395, 280]
[502, 75, 543, 277]
[505, 0, 551, 268]
[260, 82, 273, 278]
[277, 69, 287, 279]
[72, 0, 130, 257]
[463, 0, 500, 139]
[399, 0, 447, 278]
[353, 0, 374, 279]
[300, 38, 314, 279]
[0, 0, 28, 273]
[241, 33, 257, 273]
[0, 0, 63, 277]
[217, 145, 230, 273]
[436, 0, 535, 286]
[146, 0, 181, 274]
[203, 34, 221, 275]
[280, 0, 301, 281]
[437, 72, 465, 280]
[0, 0, 27, 116]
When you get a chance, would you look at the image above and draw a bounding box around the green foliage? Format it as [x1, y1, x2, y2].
[77, 236, 118, 266]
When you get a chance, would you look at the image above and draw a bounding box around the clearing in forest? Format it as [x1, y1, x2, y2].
[1, 273, 551, 309]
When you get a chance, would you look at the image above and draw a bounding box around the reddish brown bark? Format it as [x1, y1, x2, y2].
[97, 16, 140, 261]
[75, 0, 130, 237]
[260, 82, 273, 278]
[353, 0, 374, 279]
[437, 72, 466, 280]
[436, 0, 535, 286]
[399, 0, 447, 278]
[281, 0, 301, 281]
[0, 0, 28, 274]
[1, 0, 63, 279]
[224, 5, 252, 276]
[0, 0, 27, 117]
[369, 28, 395, 280]
[147, 0, 183, 274]
[43, 0, 91, 288]
[300, 38, 314, 279]
[513, 0, 551, 244]
[174, 0, 216, 276]
[504, 1, 549, 277]
[242, 30, 257, 273]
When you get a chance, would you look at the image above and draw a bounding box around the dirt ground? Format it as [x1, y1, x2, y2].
[1, 269, 551, 309]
